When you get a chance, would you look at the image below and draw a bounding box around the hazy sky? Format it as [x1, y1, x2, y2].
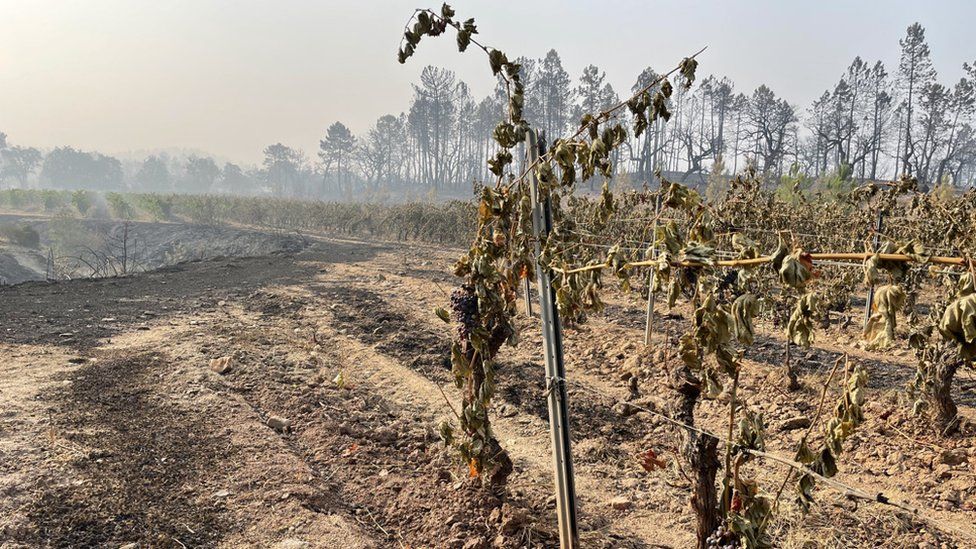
[2, 0, 974, 165]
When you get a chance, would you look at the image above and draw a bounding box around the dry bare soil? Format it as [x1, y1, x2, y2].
[1, 235, 974, 548]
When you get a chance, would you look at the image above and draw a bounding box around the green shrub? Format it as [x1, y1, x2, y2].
[173, 194, 225, 225]
[0, 189, 31, 210]
[71, 190, 93, 216]
[133, 193, 174, 221]
[105, 192, 134, 219]
[41, 190, 70, 212]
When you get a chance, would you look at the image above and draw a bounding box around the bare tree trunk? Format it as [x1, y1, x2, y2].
[933, 358, 960, 435]
[670, 362, 719, 549]
[785, 339, 799, 391]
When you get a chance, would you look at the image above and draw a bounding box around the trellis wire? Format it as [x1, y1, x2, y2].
[558, 375, 976, 542]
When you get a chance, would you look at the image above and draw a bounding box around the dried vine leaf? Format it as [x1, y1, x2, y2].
[651, 218, 703, 308]
[896, 240, 929, 264]
[638, 448, 668, 472]
[656, 220, 683, 254]
[872, 242, 902, 280]
[693, 292, 738, 379]
[594, 181, 617, 224]
[956, 272, 975, 298]
[661, 179, 701, 212]
[787, 293, 819, 347]
[553, 264, 605, 322]
[627, 91, 651, 137]
[455, 18, 477, 51]
[679, 56, 699, 88]
[732, 293, 760, 345]
[735, 407, 766, 454]
[728, 233, 760, 288]
[651, 86, 672, 122]
[938, 293, 976, 359]
[651, 251, 672, 293]
[863, 285, 906, 349]
[680, 242, 715, 266]
[435, 307, 452, 323]
[779, 251, 815, 289]
[768, 232, 789, 272]
[678, 332, 701, 370]
[731, 233, 759, 260]
[722, 407, 770, 547]
[862, 252, 883, 286]
[605, 244, 631, 292]
[728, 474, 772, 548]
[688, 209, 715, 244]
[666, 268, 685, 308]
[866, 240, 929, 283]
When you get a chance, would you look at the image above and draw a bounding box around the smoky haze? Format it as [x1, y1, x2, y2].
[1, 0, 975, 199]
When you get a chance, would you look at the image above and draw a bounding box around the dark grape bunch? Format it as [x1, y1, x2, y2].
[450, 284, 479, 342]
[706, 523, 740, 549]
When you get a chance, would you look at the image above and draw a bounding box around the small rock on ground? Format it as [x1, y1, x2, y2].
[209, 356, 233, 374]
[778, 416, 811, 431]
[612, 402, 639, 417]
[267, 416, 291, 432]
[609, 496, 633, 510]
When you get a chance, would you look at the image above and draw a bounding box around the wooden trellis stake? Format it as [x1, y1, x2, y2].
[644, 194, 661, 345]
[526, 129, 579, 549]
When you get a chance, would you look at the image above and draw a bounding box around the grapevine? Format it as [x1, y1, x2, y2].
[401, 4, 703, 483]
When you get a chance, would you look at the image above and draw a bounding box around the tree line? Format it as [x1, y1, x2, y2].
[1, 22, 973, 200]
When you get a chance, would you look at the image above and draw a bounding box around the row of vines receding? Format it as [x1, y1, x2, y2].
[399, 6, 973, 548]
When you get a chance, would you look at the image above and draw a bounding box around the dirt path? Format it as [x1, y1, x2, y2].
[1, 236, 974, 548]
